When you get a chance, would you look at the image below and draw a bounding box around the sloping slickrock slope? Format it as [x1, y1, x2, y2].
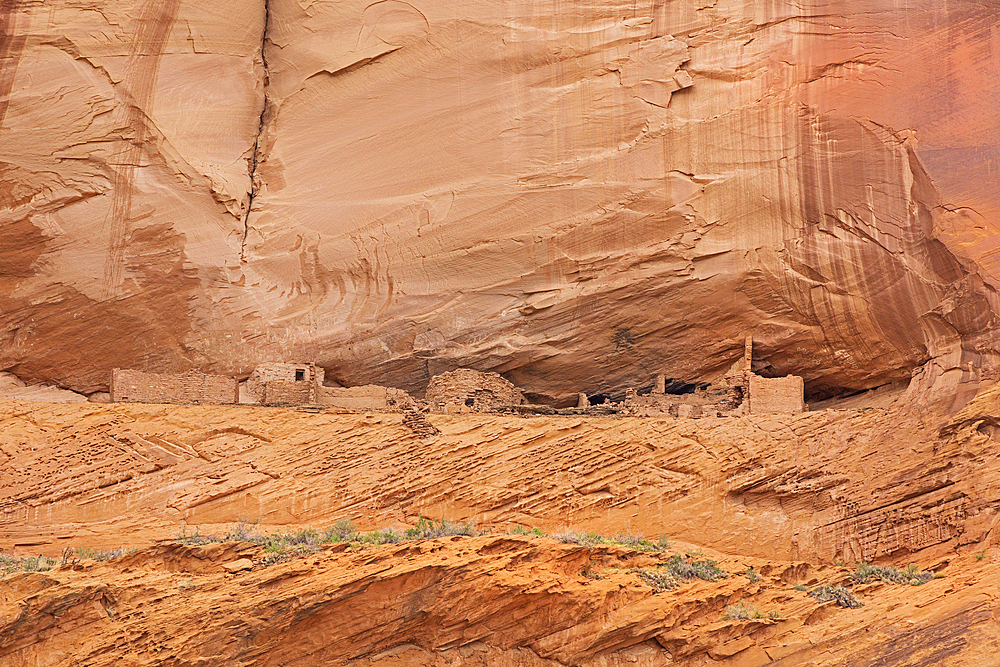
[1, 1, 999, 402]
[4, 384, 1000, 563]
[2, 535, 1000, 666]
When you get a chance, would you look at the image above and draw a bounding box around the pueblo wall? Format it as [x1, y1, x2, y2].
[749, 375, 805, 415]
[425, 369, 521, 412]
[244, 364, 323, 404]
[110, 369, 238, 405]
[320, 385, 413, 411]
[260, 379, 315, 405]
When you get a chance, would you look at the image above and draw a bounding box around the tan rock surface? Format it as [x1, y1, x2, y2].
[2, 534, 1000, 666]
[1, 2, 999, 403]
[3, 387, 1000, 663]
[4, 383, 1000, 564]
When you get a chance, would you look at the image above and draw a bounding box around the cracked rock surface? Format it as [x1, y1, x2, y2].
[0, 1, 998, 403]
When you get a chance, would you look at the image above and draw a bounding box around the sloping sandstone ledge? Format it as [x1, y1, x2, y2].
[2, 535, 999, 666]
[4, 383, 1000, 563]
[3, 387, 1000, 664]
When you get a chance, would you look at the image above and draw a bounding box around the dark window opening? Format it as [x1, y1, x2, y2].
[465, 397, 475, 407]
[295, 369, 305, 381]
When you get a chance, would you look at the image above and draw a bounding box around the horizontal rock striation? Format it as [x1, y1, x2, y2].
[0, 2, 998, 403]
[4, 383, 1000, 564]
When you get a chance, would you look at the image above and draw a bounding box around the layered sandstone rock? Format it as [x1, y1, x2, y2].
[1, 1, 998, 404]
[4, 383, 1000, 564]
[3, 535, 1000, 666]
[4, 389, 1000, 664]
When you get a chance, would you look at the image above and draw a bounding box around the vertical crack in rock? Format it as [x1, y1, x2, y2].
[242, 0, 271, 262]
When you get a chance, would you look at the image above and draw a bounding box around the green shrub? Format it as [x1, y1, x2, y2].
[509, 525, 545, 537]
[0, 554, 58, 576]
[810, 585, 862, 608]
[630, 567, 681, 591]
[225, 519, 262, 543]
[793, 583, 808, 592]
[851, 562, 932, 586]
[359, 528, 404, 545]
[664, 554, 728, 582]
[322, 519, 358, 543]
[744, 566, 762, 583]
[404, 517, 478, 540]
[552, 530, 669, 552]
[723, 601, 779, 620]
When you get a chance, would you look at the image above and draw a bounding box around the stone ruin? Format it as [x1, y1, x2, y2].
[110, 368, 238, 405]
[108, 337, 802, 417]
[621, 337, 804, 417]
[241, 362, 323, 405]
[424, 369, 523, 413]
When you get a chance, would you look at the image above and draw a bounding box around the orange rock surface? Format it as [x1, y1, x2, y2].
[0, 2, 999, 402]
[3, 384, 1000, 664]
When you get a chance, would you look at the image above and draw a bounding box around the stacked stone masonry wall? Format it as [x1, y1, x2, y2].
[425, 369, 522, 411]
[749, 375, 805, 414]
[244, 363, 324, 404]
[262, 380, 315, 405]
[111, 369, 238, 404]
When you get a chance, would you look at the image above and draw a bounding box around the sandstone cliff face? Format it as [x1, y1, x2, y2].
[1, 1, 998, 403]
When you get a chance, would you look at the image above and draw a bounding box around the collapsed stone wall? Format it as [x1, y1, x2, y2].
[110, 369, 238, 405]
[425, 369, 522, 412]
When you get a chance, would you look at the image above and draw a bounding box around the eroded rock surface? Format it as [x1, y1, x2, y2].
[4, 386, 1000, 664]
[1, 1, 999, 403]
[5, 383, 1000, 564]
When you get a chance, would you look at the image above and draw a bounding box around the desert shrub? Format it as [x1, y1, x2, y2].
[322, 519, 358, 543]
[723, 601, 779, 620]
[552, 531, 605, 547]
[284, 528, 320, 546]
[811, 585, 862, 608]
[225, 519, 263, 544]
[793, 583, 808, 592]
[744, 566, 762, 583]
[582, 564, 603, 580]
[852, 562, 932, 586]
[630, 567, 681, 591]
[612, 531, 668, 553]
[175, 524, 221, 545]
[73, 546, 133, 561]
[553, 530, 669, 552]
[405, 517, 478, 540]
[259, 544, 318, 567]
[0, 554, 58, 576]
[359, 528, 404, 545]
[664, 554, 728, 582]
[509, 525, 545, 537]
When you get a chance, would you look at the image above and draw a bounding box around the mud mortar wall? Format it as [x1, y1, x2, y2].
[749, 375, 804, 414]
[110, 369, 238, 404]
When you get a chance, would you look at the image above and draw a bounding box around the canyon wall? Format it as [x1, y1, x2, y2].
[1, 1, 998, 403]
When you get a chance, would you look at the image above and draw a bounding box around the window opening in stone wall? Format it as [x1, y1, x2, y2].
[295, 369, 305, 381]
